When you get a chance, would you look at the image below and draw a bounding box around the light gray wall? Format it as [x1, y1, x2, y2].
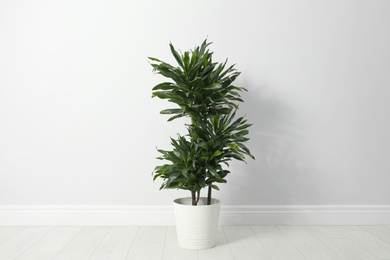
[1, 0, 390, 206]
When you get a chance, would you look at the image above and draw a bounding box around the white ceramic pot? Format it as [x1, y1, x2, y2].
[173, 197, 221, 250]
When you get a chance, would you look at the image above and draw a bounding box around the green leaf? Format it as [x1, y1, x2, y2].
[160, 109, 182, 115]
[211, 184, 220, 191]
[210, 150, 222, 160]
[169, 43, 184, 69]
[148, 57, 162, 62]
[183, 51, 190, 72]
[207, 166, 222, 179]
[181, 168, 188, 177]
[152, 91, 173, 99]
[152, 82, 175, 91]
[167, 113, 185, 121]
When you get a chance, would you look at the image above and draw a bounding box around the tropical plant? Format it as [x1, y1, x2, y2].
[150, 39, 254, 206]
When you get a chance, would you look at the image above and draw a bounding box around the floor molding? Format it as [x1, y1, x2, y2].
[0, 205, 389, 225]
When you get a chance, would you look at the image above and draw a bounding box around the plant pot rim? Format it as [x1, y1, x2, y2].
[173, 197, 220, 207]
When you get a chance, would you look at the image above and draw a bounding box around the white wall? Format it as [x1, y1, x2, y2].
[1, 0, 390, 207]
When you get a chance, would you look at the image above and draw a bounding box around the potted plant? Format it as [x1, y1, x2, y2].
[149, 39, 254, 249]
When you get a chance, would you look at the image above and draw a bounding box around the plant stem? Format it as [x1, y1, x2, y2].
[191, 191, 197, 206]
[207, 185, 212, 205]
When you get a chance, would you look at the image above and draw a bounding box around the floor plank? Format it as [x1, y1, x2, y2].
[278, 226, 342, 260]
[52, 226, 110, 260]
[0, 226, 53, 260]
[361, 226, 390, 245]
[223, 226, 269, 260]
[0, 227, 25, 245]
[0, 225, 388, 259]
[305, 226, 345, 239]
[89, 226, 138, 260]
[16, 252, 57, 260]
[198, 228, 234, 260]
[251, 226, 306, 260]
[126, 226, 166, 260]
[16, 226, 81, 259]
[321, 238, 377, 260]
[162, 227, 198, 260]
[335, 226, 390, 259]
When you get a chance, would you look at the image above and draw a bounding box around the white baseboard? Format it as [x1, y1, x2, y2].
[0, 205, 389, 226]
[220, 205, 390, 225]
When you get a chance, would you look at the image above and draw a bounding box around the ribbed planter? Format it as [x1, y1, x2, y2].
[173, 197, 221, 250]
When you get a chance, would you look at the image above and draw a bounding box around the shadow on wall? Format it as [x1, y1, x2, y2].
[223, 84, 321, 205]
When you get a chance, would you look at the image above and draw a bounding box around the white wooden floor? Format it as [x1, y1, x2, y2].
[0, 226, 390, 260]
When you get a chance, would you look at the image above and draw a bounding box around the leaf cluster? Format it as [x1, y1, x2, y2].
[150, 40, 254, 197]
[150, 39, 246, 122]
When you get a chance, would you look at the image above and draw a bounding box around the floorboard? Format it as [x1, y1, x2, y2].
[278, 226, 342, 260]
[125, 226, 166, 260]
[335, 226, 390, 259]
[0, 227, 25, 245]
[223, 226, 269, 260]
[52, 226, 110, 260]
[362, 226, 390, 244]
[0, 227, 53, 260]
[17, 226, 81, 259]
[251, 226, 306, 260]
[0, 225, 389, 260]
[90, 226, 138, 260]
[321, 238, 377, 260]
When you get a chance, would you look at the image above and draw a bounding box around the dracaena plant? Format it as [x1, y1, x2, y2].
[150, 39, 254, 206]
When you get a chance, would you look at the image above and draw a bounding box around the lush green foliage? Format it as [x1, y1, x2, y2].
[150, 40, 254, 205]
